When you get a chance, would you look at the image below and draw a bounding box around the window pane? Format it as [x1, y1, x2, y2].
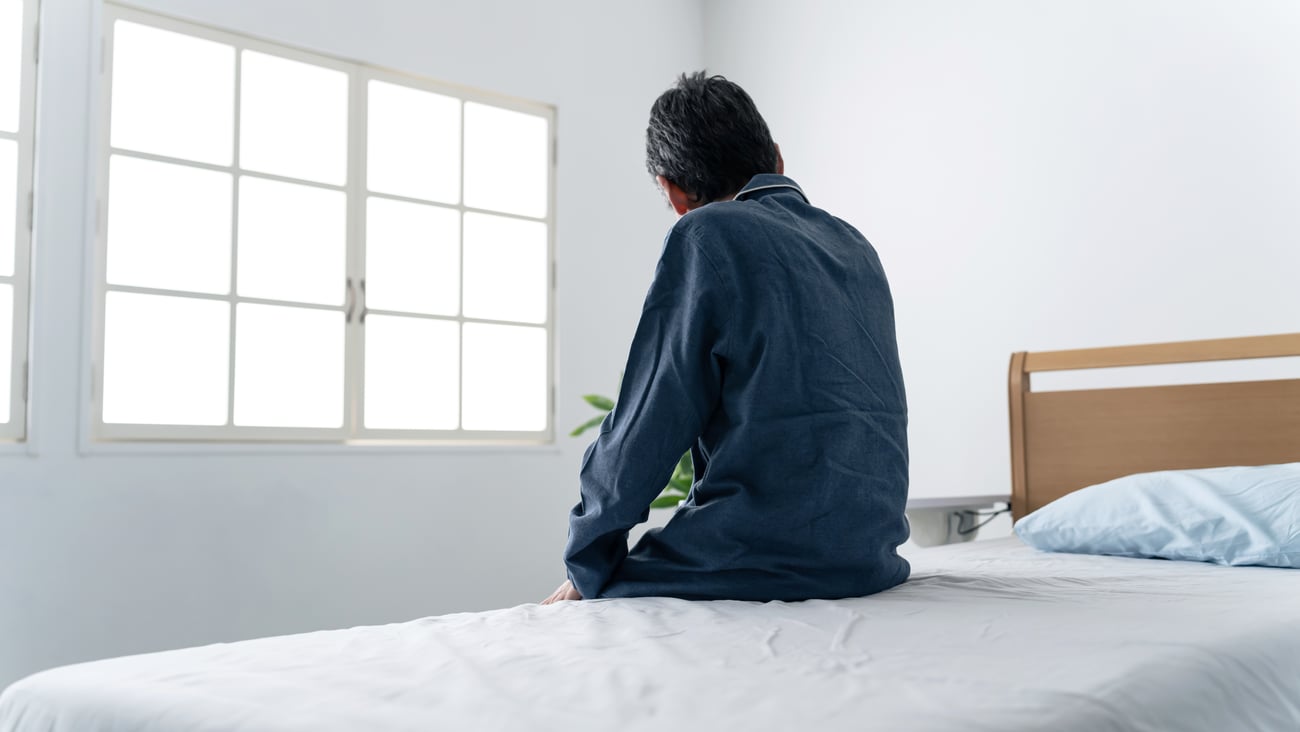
[240, 51, 347, 185]
[238, 176, 345, 305]
[234, 303, 343, 428]
[102, 292, 229, 425]
[107, 155, 232, 294]
[463, 103, 548, 218]
[0, 0, 21, 134]
[0, 283, 10, 423]
[462, 212, 547, 324]
[462, 322, 546, 431]
[367, 81, 459, 203]
[364, 315, 458, 430]
[0, 139, 14, 277]
[110, 20, 234, 165]
[365, 197, 458, 316]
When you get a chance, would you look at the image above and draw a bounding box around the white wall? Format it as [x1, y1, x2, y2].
[704, 0, 1300, 506]
[0, 0, 700, 687]
[10, 0, 1300, 691]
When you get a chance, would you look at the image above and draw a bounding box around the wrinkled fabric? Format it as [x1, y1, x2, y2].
[565, 174, 911, 601]
[5, 539, 1299, 732]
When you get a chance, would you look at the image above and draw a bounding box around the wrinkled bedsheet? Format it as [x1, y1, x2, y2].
[2, 538, 1298, 731]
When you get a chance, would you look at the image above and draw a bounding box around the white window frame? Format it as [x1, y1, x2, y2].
[91, 4, 556, 445]
[0, 0, 38, 442]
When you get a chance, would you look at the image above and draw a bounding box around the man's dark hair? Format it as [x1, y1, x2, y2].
[646, 72, 777, 205]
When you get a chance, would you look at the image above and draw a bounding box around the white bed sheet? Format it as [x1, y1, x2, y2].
[2, 538, 1298, 731]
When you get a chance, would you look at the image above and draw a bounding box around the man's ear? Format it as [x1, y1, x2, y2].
[656, 175, 693, 217]
[774, 143, 784, 175]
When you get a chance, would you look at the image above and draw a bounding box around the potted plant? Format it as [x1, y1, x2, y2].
[572, 392, 693, 509]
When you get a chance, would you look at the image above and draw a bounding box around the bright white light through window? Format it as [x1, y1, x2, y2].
[110, 20, 234, 165]
[0, 139, 13, 277]
[464, 102, 548, 218]
[106, 154, 232, 294]
[237, 176, 346, 306]
[364, 315, 459, 430]
[102, 291, 230, 425]
[234, 303, 344, 428]
[0, 283, 10, 422]
[463, 212, 547, 324]
[367, 81, 460, 204]
[1, 0, 31, 440]
[365, 197, 460, 316]
[462, 322, 547, 431]
[97, 9, 553, 442]
[0, 0, 22, 134]
[240, 50, 348, 185]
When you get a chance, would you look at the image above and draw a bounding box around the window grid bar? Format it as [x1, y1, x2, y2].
[108, 147, 349, 195]
[103, 283, 348, 313]
[365, 309, 546, 330]
[456, 97, 466, 431]
[364, 189, 549, 225]
[224, 45, 242, 428]
[343, 66, 366, 434]
[94, 5, 555, 443]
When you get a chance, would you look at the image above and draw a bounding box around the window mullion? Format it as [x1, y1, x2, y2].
[343, 66, 368, 438]
[225, 45, 242, 429]
[456, 97, 466, 432]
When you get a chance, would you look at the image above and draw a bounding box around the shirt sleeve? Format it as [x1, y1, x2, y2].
[564, 224, 730, 599]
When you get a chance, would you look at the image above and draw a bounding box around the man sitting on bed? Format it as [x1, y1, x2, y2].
[543, 72, 910, 605]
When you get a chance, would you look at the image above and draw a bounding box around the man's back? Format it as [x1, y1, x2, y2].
[569, 174, 910, 602]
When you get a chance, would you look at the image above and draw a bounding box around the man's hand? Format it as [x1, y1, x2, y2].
[540, 580, 582, 605]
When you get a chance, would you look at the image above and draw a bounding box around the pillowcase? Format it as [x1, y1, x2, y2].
[1014, 462, 1300, 568]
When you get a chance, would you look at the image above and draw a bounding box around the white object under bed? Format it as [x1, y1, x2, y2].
[2, 538, 1297, 731]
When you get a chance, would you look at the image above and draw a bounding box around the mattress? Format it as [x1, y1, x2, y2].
[2, 538, 1297, 731]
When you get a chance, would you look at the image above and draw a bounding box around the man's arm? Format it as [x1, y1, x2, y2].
[563, 226, 730, 599]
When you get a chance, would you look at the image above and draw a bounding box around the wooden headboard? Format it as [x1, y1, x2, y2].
[1008, 332, 1300, 520]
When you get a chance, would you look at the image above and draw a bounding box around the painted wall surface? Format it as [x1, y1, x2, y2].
[0, 0, 701, 687]
[9, 0, 1300, 690]
[703, 0, 1300, 506]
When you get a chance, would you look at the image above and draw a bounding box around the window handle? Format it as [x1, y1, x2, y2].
[359, 279, 369, 324]
[345, 277, 357, 323]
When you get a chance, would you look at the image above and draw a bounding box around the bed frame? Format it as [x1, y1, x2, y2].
[1008, 332, 1300, 519]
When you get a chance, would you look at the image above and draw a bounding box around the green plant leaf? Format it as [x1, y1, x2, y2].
[677, 452, 692, 473]
[582, 394, 615, 412]
[667, 475, 692, 492]
[650, 493, 686, 509]
[568, 414, 606, 437]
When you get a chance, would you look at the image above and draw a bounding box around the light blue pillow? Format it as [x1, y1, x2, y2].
[1014, 462, 1300, 568]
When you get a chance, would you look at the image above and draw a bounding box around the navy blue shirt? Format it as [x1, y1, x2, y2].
[565, 174, 910, 602]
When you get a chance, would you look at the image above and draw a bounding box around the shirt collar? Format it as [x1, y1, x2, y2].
[733, 174, 809, 203]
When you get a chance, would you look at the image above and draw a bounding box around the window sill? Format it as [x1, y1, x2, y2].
[77, 440, 563, 457]
[0, 441, 33, 457]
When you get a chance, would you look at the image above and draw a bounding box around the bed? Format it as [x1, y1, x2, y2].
[3, 332, 1299, 731]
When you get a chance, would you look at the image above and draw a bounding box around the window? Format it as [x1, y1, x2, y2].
[93, 5, 555, 443]
[0, 0, 37, 441]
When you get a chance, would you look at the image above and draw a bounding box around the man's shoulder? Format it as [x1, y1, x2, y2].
[676, 198, 754, 231]
[670, 198, 780, 250]
[674, 194, 864, 253]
